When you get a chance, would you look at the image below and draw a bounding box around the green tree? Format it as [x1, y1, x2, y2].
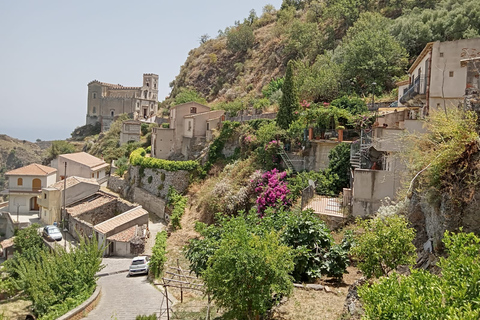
[43, 140, 76, 165]
[277, 60, 299, 130]
[203, 217, 294, 319]
[351, 215, 416, 278]
[330, 95, 367, 115]
[336, 12, 408, 93]
[114, 156, 129, 177]
[173, 88, 207, 106]
[226, 24, 255, 53]
[327, 142, 352, 193]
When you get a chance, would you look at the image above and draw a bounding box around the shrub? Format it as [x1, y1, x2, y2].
[149, 231, 167, 279]
[350, 215, 416, 278]
[255, 168, 291, 216]
[226, 24, 255, 53]
[167, 187, 187, 230]
[114, 156, 129, 177]
[130, 148, 199, 172]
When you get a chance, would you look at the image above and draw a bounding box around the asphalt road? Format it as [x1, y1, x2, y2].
[84, 258, 165, 320]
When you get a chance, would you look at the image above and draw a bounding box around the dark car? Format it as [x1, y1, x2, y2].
[42, 225, 63, 241]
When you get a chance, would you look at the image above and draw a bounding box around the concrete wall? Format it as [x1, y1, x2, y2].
[312, 141, 341, 171]
[404, 119, 426, 134]
[372, 128, 404, 152]
[56, 157, 107, 183]
[352, 169, 402, 217]
[152, 128, 175, 159]
[170, 102, 210, 152]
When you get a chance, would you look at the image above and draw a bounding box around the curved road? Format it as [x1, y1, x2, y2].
[84, 258, 165, 320]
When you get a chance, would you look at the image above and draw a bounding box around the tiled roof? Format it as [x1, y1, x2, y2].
[50, 176, 99, 190]
[107, 226, 137, 242]
[5, 163, 57, 176]
[94, 206, 148, 234]
[67, 192, 117, 217]
[60, 152, 108, 169]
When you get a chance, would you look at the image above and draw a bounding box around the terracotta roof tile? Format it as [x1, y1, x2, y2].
[94, 206, 148, 234]
[5, 164, 57, 176]
[67, 192, 117, 217]
[60, 152, 108, 169]
[107, 226, 137, 242]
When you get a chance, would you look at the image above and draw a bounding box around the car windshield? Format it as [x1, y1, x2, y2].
[47, 227, 60, 234]
[131, 259, 146, 265]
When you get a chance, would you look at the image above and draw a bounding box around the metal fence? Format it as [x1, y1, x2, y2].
[301, 185, 315, 210]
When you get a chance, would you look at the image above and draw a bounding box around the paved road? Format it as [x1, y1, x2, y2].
[85, 258, 165, 320]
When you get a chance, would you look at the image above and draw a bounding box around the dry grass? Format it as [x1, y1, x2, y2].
[0, 297, 32, 320]
[273, 266, 362, 320]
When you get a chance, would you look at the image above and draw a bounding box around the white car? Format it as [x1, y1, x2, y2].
[128, 256, 150, 276]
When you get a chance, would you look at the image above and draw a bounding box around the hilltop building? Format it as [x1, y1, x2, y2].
[86, 74, 159, 132]
[51, 152, 109, 186]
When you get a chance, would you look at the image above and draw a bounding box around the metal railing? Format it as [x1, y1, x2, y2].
[400, 75, 426, 104]
[301, 185, 315, 210]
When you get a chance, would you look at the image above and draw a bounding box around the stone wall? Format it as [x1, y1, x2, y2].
[69, 216, 94, 240]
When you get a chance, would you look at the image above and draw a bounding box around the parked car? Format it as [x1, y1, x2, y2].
[42, 225, 62, 241]
[129, 256, 150, 276]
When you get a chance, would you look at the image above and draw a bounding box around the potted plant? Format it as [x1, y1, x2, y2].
[336, 125, 345, 142]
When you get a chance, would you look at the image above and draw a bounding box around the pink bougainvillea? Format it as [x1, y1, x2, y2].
[255, 168, 292, 216]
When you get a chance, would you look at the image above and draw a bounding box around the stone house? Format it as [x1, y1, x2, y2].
[2, 164, 57, 217]
[86, 74, 159, 131]
[66, 191, 148, 257]
[51, 152, 109, 186]
[120, 120, 141, 145]
[151, 102, 224, 159]
[37, 176, 99, 226]
[398, 38, 480, 114]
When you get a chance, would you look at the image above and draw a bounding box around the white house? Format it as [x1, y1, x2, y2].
[3, 163, 57, 216]
[52, 152, 109, 186]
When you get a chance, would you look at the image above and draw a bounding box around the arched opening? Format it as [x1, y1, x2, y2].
[32, 178, 41, 190]
[30, 196, 39, 211]
[17, 178, 23, 186]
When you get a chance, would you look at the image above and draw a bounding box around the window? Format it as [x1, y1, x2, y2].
[93, 107, 96, 114]
[97, 172, 99, 178]
[110, 110, 115, 117]
[144, 90, 148, 99]
[18, 178, 23, 186]
[206, 122, 210, 130]
[188, 121, 192, 131]
[146, 82, 150, 87]
[44, 193, 47, 199]
[93, 92, 97, 99]
[92, 173, 95, 178]
[449, 71, 454, 77]
[439, 52, 444, 57]
[190, 107, 197, 114]
[154, 82, 157, 89]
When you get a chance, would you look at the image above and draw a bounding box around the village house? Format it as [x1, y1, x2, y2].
[349, 38, 480, 217]
[37, 176, 100, 226]
[85, 74, 159, 132]
[151, 102, 224, 159]
[398, 38, 480, 114]
[51, 152, 109, 186]
[66, 191, 148, 257]
[1, 164, 57, 221]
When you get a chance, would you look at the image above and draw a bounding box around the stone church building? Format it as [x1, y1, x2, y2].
[85, 73, 159, 131]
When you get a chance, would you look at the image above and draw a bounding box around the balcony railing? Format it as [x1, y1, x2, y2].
[399, 75, 426, 104]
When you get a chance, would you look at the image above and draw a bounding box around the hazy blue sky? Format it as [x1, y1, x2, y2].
[0, 0, 282, 142]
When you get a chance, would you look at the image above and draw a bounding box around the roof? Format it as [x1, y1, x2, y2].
[5, 163, 57, 176]
[50, 176, 99, 190]
[88, 80, 141, 90]
[408, 42, 434, 74]
[184, 110, 225, 119]
[107, 225, 137, 242]
[67, 192, 117, 217]
[94, 206, 148, 234]
[59, 152, 109, 170]
[396, 79, 409, 86]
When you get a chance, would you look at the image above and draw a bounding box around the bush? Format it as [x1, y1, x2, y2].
[114, 156, 129, 177]
[350, 215, 416, 278]
[167, 187, 187, 230]
[226, 24, 255, 53]
[255, 168, 292, 216]
[359, 230, 480, 319]
[130, 148, 199, 172]
[149, 231, 167, 279]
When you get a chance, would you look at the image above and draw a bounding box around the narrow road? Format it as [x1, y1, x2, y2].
[84, 258, 165, 320]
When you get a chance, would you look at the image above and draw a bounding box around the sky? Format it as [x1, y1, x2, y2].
[0, 0, 282, 142]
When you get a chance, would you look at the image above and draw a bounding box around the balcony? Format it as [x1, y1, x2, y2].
[399, 75, 426, 104]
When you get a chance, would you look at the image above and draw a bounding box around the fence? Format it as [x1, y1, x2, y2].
[301, 185, 314, 210]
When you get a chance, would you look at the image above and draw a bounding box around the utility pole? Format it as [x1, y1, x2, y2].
[63, 162, 67, 250]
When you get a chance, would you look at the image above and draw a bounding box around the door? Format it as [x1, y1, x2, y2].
[30, 197, 39, 211]
[32, 178, 41, 191]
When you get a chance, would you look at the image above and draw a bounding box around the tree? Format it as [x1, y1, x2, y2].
[173, 88, 207, 106]
[227, 24, 255, 53]
[277, 60, 299, 130]
[203, 217, 294, 319]
[199, 34, 210, 44]
[327, 142, 352, 193]
[336, 12, 408, 93]
[43, 140, 76, 165]
[351, 215, 416, 278]
[149, 231, 167, 279]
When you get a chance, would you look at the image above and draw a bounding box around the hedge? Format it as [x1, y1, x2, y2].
[130, 148, 199, 172]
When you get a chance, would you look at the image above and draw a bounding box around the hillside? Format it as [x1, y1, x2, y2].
[166, 0, 480, 110]
[0, 135, 51, 190]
